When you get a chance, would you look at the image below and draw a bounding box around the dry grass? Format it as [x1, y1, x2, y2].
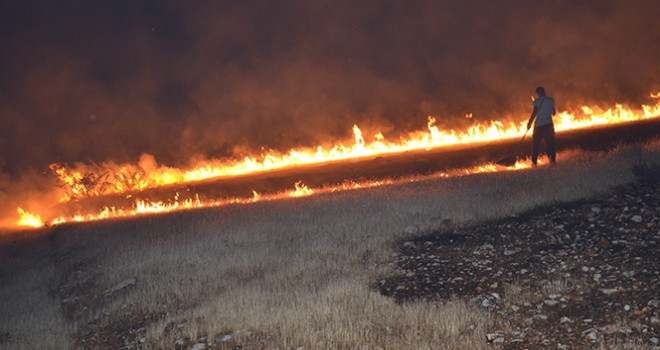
[1, 141, 659, 349]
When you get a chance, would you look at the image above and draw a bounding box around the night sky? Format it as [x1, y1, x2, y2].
[0, 0, 658, 176]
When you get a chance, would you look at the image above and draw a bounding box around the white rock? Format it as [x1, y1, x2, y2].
[631, 215, 642, 223]
[591, 207, 601, 213]
[482, 299, 491, 307]
[491, 293, 500, 300]
[624, 304, 631, 311]
[599, 288, 618, 295]
[190, 344, 207, 350]
[544, 299, 559, 306]
[585, 330, 598, 342]
[648, 300, 660, 308]
[503, 250, 516, 256]
[560, 316, 572, 324]
[649, 337, 659, 345]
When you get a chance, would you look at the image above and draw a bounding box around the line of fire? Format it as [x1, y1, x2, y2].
[15, 92, 660, 229]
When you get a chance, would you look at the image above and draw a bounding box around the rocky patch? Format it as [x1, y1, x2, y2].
[380, 180, 659, 349]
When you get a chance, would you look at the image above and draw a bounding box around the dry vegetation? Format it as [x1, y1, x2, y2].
[1, 141, 659, 349]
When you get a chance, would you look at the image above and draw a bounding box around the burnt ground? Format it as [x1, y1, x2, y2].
[380, 174, 660, 349]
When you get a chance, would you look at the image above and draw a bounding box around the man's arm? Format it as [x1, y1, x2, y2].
[527, 107, 538, 130]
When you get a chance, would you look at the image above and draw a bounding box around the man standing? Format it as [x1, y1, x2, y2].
[527, 86, 557, 166]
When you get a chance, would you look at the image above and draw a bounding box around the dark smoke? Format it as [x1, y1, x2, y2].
[1, 0, 659, 176]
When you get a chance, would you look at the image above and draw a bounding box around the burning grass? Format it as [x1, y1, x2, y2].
[0, 140, 658, 349]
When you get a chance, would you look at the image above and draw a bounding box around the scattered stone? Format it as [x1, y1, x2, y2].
[560, 316, 572, 324]
[503, 250, 516, 256]
[649, 337, 659, 345]
[190, 344, 207, 350]
[648, 299, 660, 308]
[631, 215, 643, 223]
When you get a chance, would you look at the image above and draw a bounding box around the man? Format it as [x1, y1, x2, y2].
[527, 86, 557, 166]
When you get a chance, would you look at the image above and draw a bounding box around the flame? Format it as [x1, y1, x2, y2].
[48, 94, 660, 203]
[17, 208, 44, 228]
[12, 91, 660, 229]
[16, 158, 538, 229]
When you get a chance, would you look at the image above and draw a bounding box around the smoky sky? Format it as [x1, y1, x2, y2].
[1, 0, 659, 175]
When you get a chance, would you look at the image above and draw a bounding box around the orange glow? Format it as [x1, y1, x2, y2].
[12, 92, 660, 228]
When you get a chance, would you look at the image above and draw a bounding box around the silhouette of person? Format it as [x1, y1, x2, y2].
[527, 86, 557, 166]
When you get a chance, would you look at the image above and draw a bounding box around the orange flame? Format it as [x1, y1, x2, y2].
[17, 208, 44, 228]
[48, 94, 660, 203]
[13, 92, 660, 229]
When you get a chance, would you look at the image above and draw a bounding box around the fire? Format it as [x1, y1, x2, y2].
[17, 208, 44, 228]
[48, 95, 660, 202]
[12, 91, 660, 229]
[16, 158, 535, 229]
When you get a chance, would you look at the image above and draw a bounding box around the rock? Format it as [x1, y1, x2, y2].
[631, 215, 642, 223]
[648, 299, 660, 308]
[214, 332, 233, 343]
[482, 299, 491, 307]
[174, 338, 188, 350]
[190, 344, 207, 350]
[649, 337, 659, 345]
[533, 314, 548, 321]
[102, 278, 136, 297]
[560, 316, 572, 324]
[599, 288, 618, 295]
[402, 241, 416, 249]
[624, 305, 631, 311]
[485, 333, 503, 343]
[404, 225, 420, 235]
[503, 250, 516, 256]
[584, 330, 598, 342]
[544, 299, 559, 306]
[623, 271, 635, 278]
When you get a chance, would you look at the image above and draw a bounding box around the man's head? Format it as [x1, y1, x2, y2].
[535, 86, 546, 97]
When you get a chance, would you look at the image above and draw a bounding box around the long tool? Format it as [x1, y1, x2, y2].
[496, 128, 530, 166]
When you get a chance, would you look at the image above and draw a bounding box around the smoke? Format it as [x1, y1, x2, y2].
[0, 0, 658, 177]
